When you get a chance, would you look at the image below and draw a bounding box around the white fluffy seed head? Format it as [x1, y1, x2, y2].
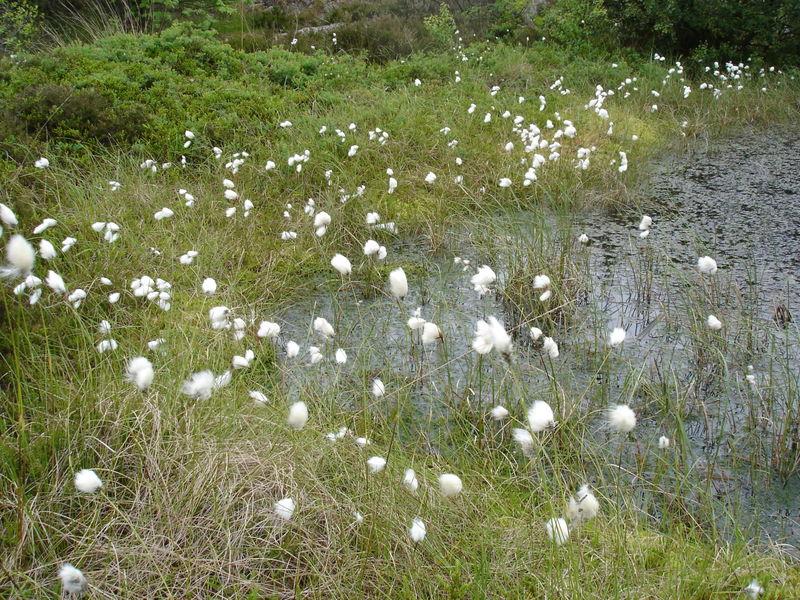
[470, 265, 496, 291]
[330, 253, 352, 275]
[313, 317, 335, 339]
[421, 322, 441, 344]
[472, 316, 512, 356]
[512, 428, 534, 452]
[39, 239, 57, 260]
[335, 348, 347, 364]
[389, 268, 409, 298]
[608, 326, 626, 347]
[74, 469, 103, 493]
[566, 484, 599, 525]
[274, 497, 295, 521]
[409, 516, 426, 542]
[125, 356, 154, 391]
[201, 277, 217, 295]
[249, 390, 268, 405]
[258, 321, 281, 338]
[403, 468, 419, 493]
[542, 336, 559, 359]
[608, 404, 636, 433]
[287, 401, 309, 429]
[5, 234, 35, 274]
[697, 255, 718, 274]
[744, 579, 764, 599]
[707, 315, 722, 330]
[533, 274, 551, 289]
[42, 270, 66, 294]
[490, 405, 509, 420]
[0, 203, 18, 227]
[181, 370, 215, 400]
[372, 378, 385, 397]
[438, 473, 463, 497]
[527, 400, 555, 432]
[366, 456, 386, 474]
[545, 517, 570, 545]
[58, 563, 87, 596]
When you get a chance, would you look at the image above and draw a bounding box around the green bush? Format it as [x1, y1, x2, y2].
[0, 0, 39, 54]
[423, 3, 456, 47]
[31, 0, 237, 30]
[0, 22, 359, 154]
[532, 0, 799, 66]
[9, 83, 146, 143]
[535, 0, 616, 55]
[334, 15, 437, 63]
[602, 0, 800, 66]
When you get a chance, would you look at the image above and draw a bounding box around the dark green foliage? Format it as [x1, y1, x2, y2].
[537, 0, 800, 66]
[0, 22, 369, 155]
[334, 15, 438, 63]
[10, 83, 146, 143]
[0, 0, 39, 54]
[606, 0, 800, 66]
[30, 0, 237, 29]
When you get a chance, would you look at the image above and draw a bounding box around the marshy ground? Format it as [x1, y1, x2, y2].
[1, 17, 800, 599]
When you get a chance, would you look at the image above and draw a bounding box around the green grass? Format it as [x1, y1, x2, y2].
[2, 24, 800, 598]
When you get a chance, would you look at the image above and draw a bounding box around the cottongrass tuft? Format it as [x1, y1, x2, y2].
[389, 267, 409, 298]
[542, 336, 559, 359]
[512, 428, 534, 453]
[707, 314, 722, 330]
[403, 468, 419, 493]
[330, 253, 352, 276]
[490, 405, 509, 420]
[697, 255, 718, 275]
[46, 270, 66, 294]
[408, 517, 426, 542]
[313, 317, 335, 339]
[438, 473, 463, 497]
[125, 356, 154, 391]
[0, 202, 18, 226]
[608, 326, 626, 347]
[744, 579, 764, 599]
[58, 563, 87, 596]
[527, 400, 555, 432]
[181, 370, 215, 400]
[607, 404, 636, 433]
[74, 469, 103, 494]
[367, 456, 387, 474]
[274, 497, 296, 521]
[3, 234, 36, 277]
[249, 390, 268, 405]
[545, 517, 570, 546]
[257, 321, 281, 338]
[470, 265, 496, 294]
[566, 484, 599, 525]
[287, 401, 309, 430]
[472, 316, 512, 356]
[658, 435, 670, 449]
[372, 378, 385, 397]
[421, 322, 442, 344]
[201, 277, 217, 295]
